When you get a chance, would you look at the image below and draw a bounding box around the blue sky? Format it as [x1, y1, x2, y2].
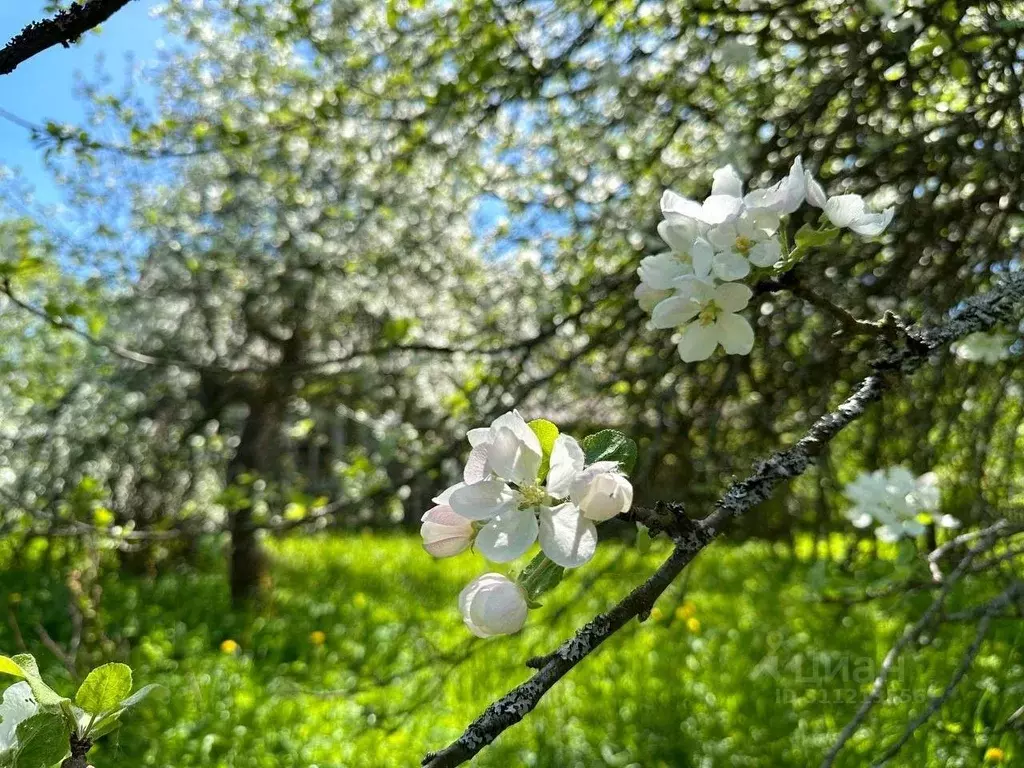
[0, 1, 165, 204]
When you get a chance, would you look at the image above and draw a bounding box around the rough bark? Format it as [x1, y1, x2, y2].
[227, 396, 282, 604]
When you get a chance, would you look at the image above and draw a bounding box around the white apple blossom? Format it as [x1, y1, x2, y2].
[742, 156, 807, 215]
[438, 425, 599, 567]
[463, 409, 542, 485]
[570, 463, 634, 521]
[634, 281, 672, 313]
[657, 160, 805, 284]
[706, 213, 782, 274]
[844, 467, 958, 542]
[804, 169, 895, 236]
[650, 277, 755, 362]
[458, 573, 528, 638]
[420, 504, 474, 558]
[954, 331, 1013, 363]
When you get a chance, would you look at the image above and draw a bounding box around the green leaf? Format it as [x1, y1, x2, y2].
[8, 656, 66, 710]
[581, 429, 638, 475]
[794, 224, 839, 248]
[527, 419, 559, 480]
[86, 683, 163, 740]
[0, 657, 24, 679]
[516, 552, 564, 603]
[636, 523, 653, 554]
[11, 712, 70, 768]
[75, 663, 132, 716]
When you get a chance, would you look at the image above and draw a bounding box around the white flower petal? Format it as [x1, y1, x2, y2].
[576, 472, 633, 522]
[488, 426, 542, 485]
[449, 479, 516, 521]
[701, 194, 744, 224]
[635, 283, 672, 313]
[824, 195, 866, 228]
[657, 220, 699, 254]
[847, 510, 874, 528]
[748, 238, 782, 268]
[849, 207, 894, 237]
[707, 221, 737, 251]
[691, 237, 714, 280]
[804, 170, 827, 208]
[713, 281, 753, 313]
[677, 322, 720, 362]
[433, 482, 465, 505]
[743, 157, 805, 214]
[547, 434, 585, 498]
[711, 164, 744, 198]
[467, 428, 491, 448]
[638, 252, 690, 290]
[650, 294, 700, 329]
[672, 275, 716, 304]
[716, 312, 755, 356]
[538, 503, 598, 568]
[937, 514, 962, 529]
[490, 410, 542, 456]
[712, 250, 750, 281]
[875, 524, 902, 543]
[475, 508, 539, 563]
[661, 189, 704, 219]
[463, 444, 490, 483]
[460, 574, 528, 638]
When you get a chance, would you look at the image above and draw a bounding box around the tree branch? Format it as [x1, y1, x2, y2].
[0, 0, 134, 77]
[421, 272, 1024, 768]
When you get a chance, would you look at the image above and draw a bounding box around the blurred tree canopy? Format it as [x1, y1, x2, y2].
[0, 0, 1021, 600]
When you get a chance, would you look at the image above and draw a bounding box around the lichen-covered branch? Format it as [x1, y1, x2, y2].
[0, 0, 134, 77]
[421, 272, 1024, 768]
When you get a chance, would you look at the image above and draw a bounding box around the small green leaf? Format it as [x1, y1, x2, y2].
[527, 419, 559, 480]
[9, 656, 66, 709]
[581, 429, 638, 475]
[516, 552, 565, 602]
[12, 711, 70, 768]
[0, 656, 24, 679]
[794, 224, 839, 248]
[75, 663, 132, 716]
[636, 523, 653, 554]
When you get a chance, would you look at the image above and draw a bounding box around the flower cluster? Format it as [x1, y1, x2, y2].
[420, 410, 634, 637]
[636, 158, 895, 361]
[844, 467, 959, 542]
[954, 331, 1014, 364]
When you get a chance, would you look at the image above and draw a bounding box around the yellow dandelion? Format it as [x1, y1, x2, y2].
[686, 617, 701, 633]
[310, 630, 327, 646]
[675, 601, 697, 620]
[220, 639, 240, 654]
[984, 747, 1005, 764]
[353, 592, 368, 608]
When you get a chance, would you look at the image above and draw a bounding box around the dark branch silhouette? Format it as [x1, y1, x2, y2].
[0, 0, 134, 77]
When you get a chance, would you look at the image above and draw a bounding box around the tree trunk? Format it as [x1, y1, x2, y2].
[227, 397, 281, 604]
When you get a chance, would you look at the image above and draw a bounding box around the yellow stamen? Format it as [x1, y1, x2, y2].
[518, 484, 548, 508]
[734, 235, 753, 255]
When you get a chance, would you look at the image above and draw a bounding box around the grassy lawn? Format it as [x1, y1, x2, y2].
[1, 534, 1019, 767]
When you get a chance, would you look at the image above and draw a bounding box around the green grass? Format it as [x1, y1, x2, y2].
[1, 534, 1021, 767]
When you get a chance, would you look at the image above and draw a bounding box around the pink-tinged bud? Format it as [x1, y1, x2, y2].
[420, 505, 474, 558]
[458, 573, 528, 637]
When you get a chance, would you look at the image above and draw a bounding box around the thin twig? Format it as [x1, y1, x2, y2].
[868, 584, 1019, 766]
